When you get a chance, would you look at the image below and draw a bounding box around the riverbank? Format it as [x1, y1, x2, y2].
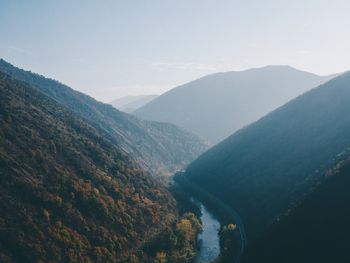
[173, 173, 247, 263]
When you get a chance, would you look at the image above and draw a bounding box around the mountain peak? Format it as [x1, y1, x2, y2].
[134, 65, 334, 143]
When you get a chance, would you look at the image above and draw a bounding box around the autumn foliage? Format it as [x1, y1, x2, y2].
[0, 72, 178, 262]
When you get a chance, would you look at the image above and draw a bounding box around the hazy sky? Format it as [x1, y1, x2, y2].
[1, 0, 350, 102]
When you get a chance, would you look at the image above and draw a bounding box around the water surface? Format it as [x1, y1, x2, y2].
[195, 203, 221, 263]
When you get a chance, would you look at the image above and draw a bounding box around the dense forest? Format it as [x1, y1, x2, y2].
[0, 59, 208, 178]
[184, 72, 350, 240]
[0, 71, 201, 262]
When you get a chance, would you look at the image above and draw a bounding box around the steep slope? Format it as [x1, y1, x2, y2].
[242, 152, 350, 263]
[134, 66, 334, 143]
[0, 59, 208, 178]
[183, 72, 350, 240]
[0, 72, 177, 262]
[110, 95, 158, 113]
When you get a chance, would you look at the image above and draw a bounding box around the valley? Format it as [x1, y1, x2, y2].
[1, 58, 350, 263]
[2, 2, 350, 262]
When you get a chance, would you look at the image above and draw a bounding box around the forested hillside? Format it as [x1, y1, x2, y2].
[135, 66, 334, 142]
[184, 72, 350, 240]
[0, 59, 208, 178]
[242, 151, 350, 263]
[0, 71, 185, 262]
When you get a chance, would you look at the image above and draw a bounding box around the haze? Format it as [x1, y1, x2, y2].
[1, 0, 350, 102]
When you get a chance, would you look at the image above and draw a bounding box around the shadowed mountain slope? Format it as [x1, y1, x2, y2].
[242, 152, 350, 263]
[183, 72, 350, 240]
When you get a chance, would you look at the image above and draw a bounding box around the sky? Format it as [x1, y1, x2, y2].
[1, 0, 350, 102]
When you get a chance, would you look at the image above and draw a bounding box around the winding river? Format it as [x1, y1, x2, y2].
[195, 203, 221, 263]
[174, 174, 246, 262]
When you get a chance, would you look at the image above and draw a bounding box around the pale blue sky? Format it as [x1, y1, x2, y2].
[1, 0, 349, 101]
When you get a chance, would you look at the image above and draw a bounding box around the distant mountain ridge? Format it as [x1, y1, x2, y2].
[110, 94, 158, 113]
[134, 66, 335, 143]
[183, 71, 350, 240]
[0, 59, 208, 178]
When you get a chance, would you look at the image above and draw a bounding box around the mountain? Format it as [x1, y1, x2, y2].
[0, 59, 208, 178]
[134, 66, 335, 143]
[182, 72, 350, 241]
[242, 151, 350, 263]
[0, 71, 178, 262]
[110, 95, 158, 113]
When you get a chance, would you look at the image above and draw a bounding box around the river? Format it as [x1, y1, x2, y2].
[195, 203, 221, 263]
